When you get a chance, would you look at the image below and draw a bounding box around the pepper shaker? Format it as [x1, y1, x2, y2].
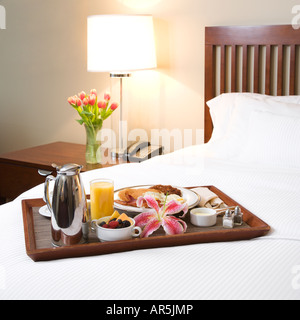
[223, 209, 234, 229]
[233, 206, 243, 226]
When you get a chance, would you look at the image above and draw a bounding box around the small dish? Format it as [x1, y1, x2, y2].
[190, 208, 217, 227]
[40, 190, 53, 218]
[39, 205, 51, 218]
[91, 216, 142, 242]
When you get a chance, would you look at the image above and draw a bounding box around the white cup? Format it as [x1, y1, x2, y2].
[91, 217, 142, 242]
[190, 208, 217, 227]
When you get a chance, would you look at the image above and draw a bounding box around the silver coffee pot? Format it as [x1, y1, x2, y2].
[44, 163, 88, 247]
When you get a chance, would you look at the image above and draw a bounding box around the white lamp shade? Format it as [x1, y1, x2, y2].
[87, 15, 157, 73]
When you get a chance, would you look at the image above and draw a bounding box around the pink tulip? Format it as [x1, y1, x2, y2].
[83, 98, 89, 106]
[88, 94, 96, 106]
[110, 102, 119, 111]
[90, 89, 97, 96]
[78, 91, 86, 100]
[76, 98, 82, 107]
[68, 96, 76, 105]
[104, 92, 111, 101]
[98, 100, 106, 109]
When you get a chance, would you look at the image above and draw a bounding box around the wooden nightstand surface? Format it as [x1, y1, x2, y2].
[0, 141, 127, 203]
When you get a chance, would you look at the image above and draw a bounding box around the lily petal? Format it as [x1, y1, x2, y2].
[163, 200, 189, 218]
[162, 216, 187, 235]
[141, 218, 162, 238]
[134, 210, 158, 229]
[136, 196, 145, 208]
[137, 195, 160, 213]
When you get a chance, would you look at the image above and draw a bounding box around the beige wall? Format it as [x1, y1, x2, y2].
[0, 0, 298, 154]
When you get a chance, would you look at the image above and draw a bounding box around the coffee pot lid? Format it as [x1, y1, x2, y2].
[56, 163, 83, 174]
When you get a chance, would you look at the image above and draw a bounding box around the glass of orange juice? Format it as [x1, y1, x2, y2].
[90, 179, 114, 220]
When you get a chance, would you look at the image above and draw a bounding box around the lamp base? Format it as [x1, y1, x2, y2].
[109, 73, 131, 160]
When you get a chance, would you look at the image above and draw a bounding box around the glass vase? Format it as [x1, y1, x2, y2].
[84, 124, 102, 164]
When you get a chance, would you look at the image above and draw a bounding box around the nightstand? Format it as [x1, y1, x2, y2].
[0, 142, 127, 204]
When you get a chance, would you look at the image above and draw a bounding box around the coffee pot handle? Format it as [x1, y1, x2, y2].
[44, 175, 55, 213]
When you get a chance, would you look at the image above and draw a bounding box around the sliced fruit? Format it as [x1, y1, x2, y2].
[109, 210, 120, 222]
[118, 213, 132, 225]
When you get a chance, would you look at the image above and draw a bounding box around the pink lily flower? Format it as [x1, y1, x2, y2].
[110, 102, 119, 111]
[134, 195, 188, 238]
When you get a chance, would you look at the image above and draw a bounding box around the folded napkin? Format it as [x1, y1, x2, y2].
[192, 187, 227, 209]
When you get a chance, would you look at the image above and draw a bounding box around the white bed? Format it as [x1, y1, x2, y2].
[1, 94, 300, 300]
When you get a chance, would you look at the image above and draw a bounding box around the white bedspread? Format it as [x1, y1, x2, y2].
[1, 145, 300, 300]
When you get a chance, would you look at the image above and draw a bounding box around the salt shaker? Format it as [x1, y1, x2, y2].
[233, 206, 243, 226]
[223, 209, 234, 229]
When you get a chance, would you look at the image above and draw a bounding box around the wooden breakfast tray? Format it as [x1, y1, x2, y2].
[22, 186, 270, 262]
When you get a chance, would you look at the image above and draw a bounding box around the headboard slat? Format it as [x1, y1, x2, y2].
[231, 45, 237, 92]
[265, 45, 271, 95]
[277, 45, 283, 96]
[242, 45, 248, 92]
[220, 45, 226, 94]
[205, 44, 215, 140]
[254, 45, 260, 93]
[290, 44, 296, 95]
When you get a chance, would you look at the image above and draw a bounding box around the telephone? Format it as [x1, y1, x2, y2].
[124, 141, 164, 163]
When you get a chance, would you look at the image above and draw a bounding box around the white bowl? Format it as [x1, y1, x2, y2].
[190, 208, 217, 227]
[91, 216, 142, 242]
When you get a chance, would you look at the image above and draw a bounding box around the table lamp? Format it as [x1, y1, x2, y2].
[87, 14, 157, 157]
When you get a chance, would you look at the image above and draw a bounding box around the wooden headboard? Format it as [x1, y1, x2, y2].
[205, 25, 300, 143]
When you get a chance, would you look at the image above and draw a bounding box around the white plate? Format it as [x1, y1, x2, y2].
[39, 205, 51, 218]
[114, 185, 200, 213]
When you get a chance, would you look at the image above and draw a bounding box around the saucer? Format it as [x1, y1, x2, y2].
[39, 205, 51, 218]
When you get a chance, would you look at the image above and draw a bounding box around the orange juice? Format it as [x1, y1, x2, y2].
[90, 179, 114, 220]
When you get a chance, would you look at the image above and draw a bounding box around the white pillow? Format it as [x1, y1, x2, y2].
[238, 110, 300, 169]
[206, 93, 300, 142]
[207, 94, 300, 160]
